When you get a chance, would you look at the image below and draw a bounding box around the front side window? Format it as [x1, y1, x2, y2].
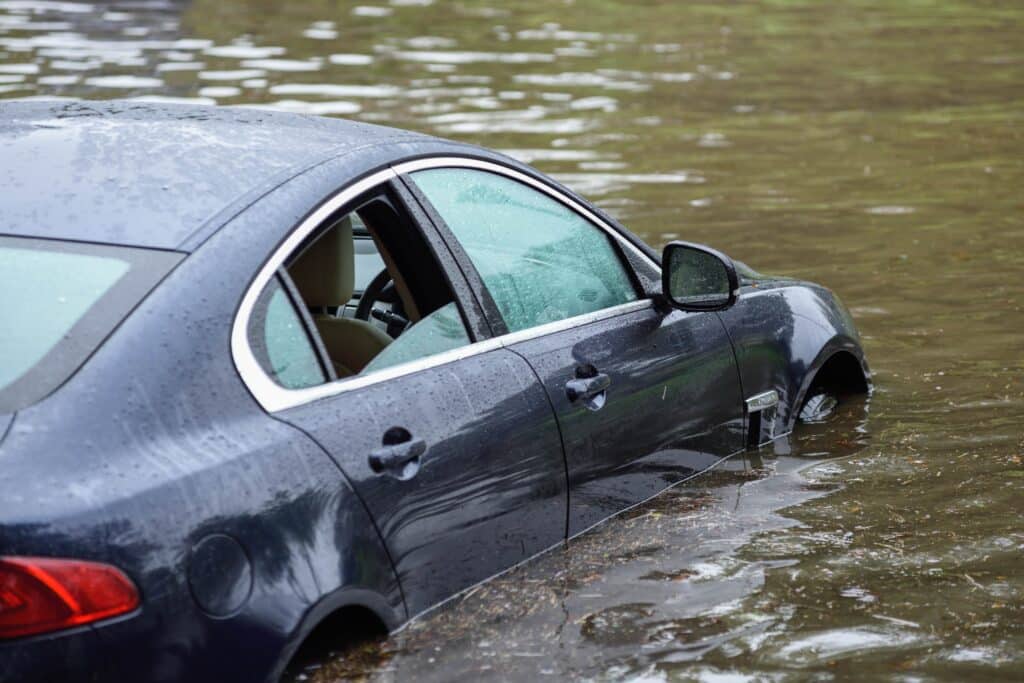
[410, 168, 638, 333]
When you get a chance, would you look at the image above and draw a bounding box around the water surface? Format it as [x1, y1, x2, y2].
[1, 0, 1021, 679]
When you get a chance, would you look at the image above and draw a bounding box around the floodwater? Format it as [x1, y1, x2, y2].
[2, 0, 1022, 680]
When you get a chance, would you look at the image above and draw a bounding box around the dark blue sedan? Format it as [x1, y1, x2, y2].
[0, 100, 868, 682]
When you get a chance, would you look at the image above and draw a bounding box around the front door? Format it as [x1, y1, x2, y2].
[506, 304, 743, 534]
[406, 163, 745, 536]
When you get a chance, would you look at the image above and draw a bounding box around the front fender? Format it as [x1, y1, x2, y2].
[788, 333, 870, 431]
[716, 281, 869, 435]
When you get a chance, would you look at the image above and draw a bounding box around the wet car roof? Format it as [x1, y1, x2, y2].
[0, 100, 435, 251]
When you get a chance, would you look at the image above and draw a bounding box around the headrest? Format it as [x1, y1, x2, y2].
[289, 216, 355, 307]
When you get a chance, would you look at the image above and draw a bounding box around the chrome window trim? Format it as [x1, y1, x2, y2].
[232, 157, 660, 414]
[231, 168, 397, 413]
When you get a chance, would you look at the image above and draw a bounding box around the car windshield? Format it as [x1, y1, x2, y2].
[0, 237, 182, 413]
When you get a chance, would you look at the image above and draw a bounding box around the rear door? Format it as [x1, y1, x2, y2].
[280, 348, 565, 616]
[238, 178, 567, 616]
[404, 163, 745, 536]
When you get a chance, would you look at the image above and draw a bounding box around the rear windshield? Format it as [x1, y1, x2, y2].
[0, 236, 182, 413]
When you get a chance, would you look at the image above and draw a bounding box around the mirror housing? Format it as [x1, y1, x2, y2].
[661, 241, 739, 311]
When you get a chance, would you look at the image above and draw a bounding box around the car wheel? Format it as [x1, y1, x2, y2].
[798, 392, 838, 423]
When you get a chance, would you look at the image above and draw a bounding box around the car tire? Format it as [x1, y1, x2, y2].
[798, 392, 838, 423]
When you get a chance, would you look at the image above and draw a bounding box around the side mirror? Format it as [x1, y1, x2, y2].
[661, 241, 739, 311]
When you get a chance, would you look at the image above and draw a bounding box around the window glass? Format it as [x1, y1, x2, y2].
[411, 168, 637, 333]
[248, 277, 325, 390]
[283, 199, 475, 383]
[248, 197, 479, 396]
[0, 237, 181, 414]
[361, 302, 470, 374]
[0, 247, 129, 393]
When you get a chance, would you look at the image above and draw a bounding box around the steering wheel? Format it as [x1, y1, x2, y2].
[355, 267, 409, 337]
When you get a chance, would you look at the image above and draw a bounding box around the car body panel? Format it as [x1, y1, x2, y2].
[0, 617, 108, 682]
[716, 280, 869, 434]
[0, 100, 434, 251]
[506, 303, 745, 535]
[277, 347, 568, 618]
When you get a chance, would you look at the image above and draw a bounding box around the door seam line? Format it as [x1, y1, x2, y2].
[714, 310, 748, 443]
[504, 345, 573, 542]
[269, 413, 410, 621]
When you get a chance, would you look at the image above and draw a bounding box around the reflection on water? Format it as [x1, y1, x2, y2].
[2, 0, 1022, 679]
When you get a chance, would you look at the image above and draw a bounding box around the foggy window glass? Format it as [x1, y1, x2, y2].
[411, 168, 637, 333]
[249, 277, 325, 390]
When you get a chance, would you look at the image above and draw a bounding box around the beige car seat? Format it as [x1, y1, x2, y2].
[289, 217, 392, 377]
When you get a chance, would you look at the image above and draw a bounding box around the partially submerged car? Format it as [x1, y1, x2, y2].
[0, 100, 868, 682]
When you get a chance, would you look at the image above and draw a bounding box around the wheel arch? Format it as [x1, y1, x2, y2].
[270, 586, 399, 682]
[787, 339, 871, 431]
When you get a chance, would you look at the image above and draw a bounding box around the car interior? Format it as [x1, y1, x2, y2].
[282, 194, 471, 380]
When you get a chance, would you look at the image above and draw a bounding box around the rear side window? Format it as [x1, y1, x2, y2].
[240, 194, 478, 402]
[410, 168, 638, 334]
[0, 237, 182, 413]
[246, 276, 326, 390]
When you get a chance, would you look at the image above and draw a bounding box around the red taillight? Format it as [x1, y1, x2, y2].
[0, 557, 139, 639]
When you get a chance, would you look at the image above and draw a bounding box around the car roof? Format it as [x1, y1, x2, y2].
[0, 99, 438, 251]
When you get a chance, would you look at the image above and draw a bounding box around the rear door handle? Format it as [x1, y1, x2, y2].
[369, 432, 426, 475]
[566, 373, 611, 403]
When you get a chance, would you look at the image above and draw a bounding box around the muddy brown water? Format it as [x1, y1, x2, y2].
[2, 0, 1022, 680]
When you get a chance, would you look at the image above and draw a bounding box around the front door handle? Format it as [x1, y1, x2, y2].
[369, 429, 426, 477]
[566, 372, 611, 408]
